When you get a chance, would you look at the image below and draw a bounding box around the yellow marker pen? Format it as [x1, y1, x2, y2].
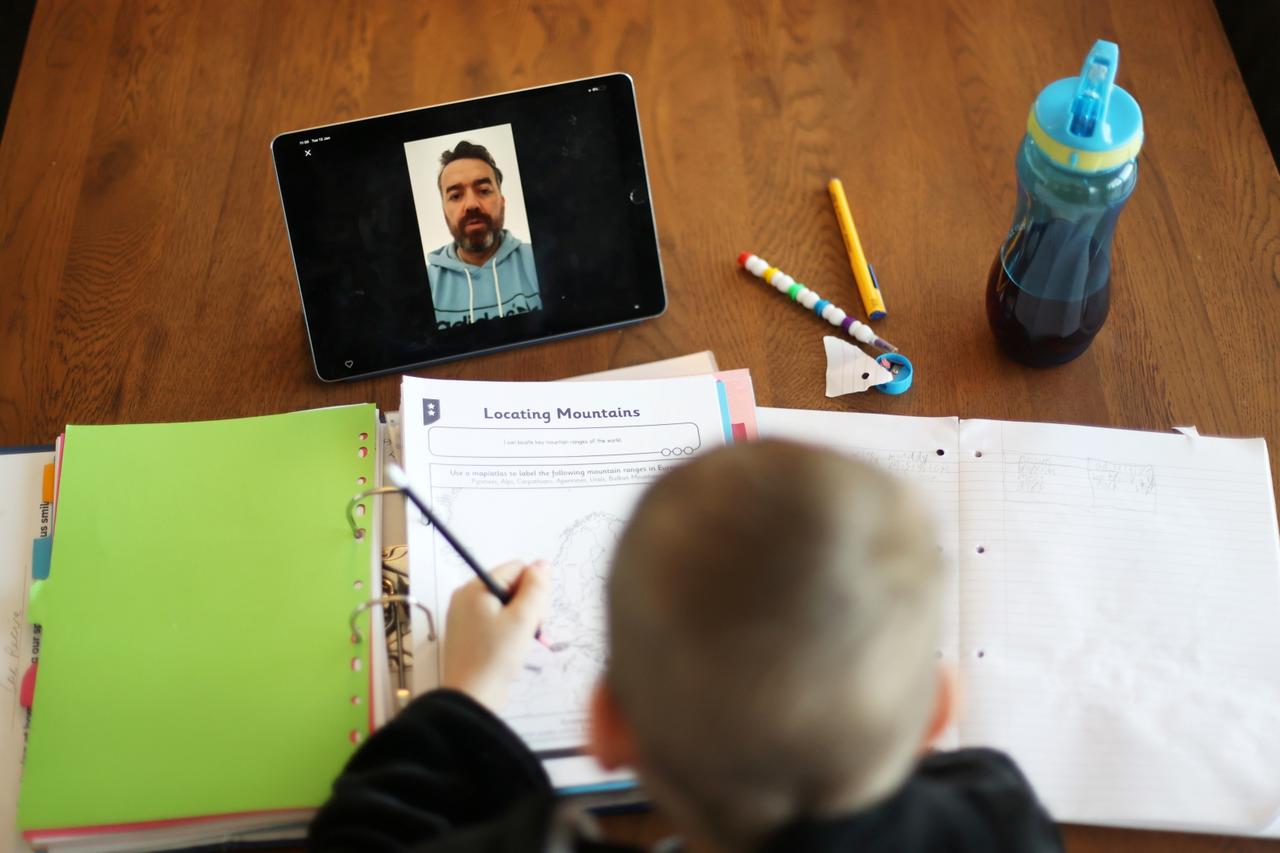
[827, 178, 886, 320]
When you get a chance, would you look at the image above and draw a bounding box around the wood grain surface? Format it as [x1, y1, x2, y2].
[2, 1, 1278, 850]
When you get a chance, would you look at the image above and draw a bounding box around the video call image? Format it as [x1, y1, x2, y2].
[404, 124, 542, 329]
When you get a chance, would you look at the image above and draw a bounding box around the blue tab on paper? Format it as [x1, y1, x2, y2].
[31, 537, 52, 580]
[716, 381, 732, 443]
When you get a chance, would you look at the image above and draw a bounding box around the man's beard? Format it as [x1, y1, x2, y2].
[453, 213, 502, 252]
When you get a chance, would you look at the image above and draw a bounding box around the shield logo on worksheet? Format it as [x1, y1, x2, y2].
[422, 399, 441, 425]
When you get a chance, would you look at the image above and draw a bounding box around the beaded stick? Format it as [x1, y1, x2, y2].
[737, 252, 899, 353]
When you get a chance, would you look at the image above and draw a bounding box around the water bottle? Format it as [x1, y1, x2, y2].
[986, 40, 1144, 366]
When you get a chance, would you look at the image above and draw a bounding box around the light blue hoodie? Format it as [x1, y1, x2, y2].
[426, 230, 542, 328]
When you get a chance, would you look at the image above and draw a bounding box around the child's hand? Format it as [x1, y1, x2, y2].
[441, 560, 551, 712]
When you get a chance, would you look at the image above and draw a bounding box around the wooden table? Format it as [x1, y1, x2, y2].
[2, 1, 1277, 850]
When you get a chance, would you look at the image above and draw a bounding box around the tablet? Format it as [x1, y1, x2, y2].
[272, 74, 665, 382]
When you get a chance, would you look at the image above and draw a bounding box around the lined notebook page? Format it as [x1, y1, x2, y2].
[757, 407, 962, 747]
[956, 418, 1280, 832]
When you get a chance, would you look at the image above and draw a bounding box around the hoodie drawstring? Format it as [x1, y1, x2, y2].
[455, 253, 502, 324]
[462, 267, 475, 324]
[491, 257, 503, 318]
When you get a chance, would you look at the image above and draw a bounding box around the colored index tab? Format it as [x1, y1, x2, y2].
[19, 664, 37, 710]
[27, 579, 46, 625]
[41, 464, 54, 503]
[31, 537, 52, 580]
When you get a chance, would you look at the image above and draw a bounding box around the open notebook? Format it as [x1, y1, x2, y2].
[758, 408, 1280, 836]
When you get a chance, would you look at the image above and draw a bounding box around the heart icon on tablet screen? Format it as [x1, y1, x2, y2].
[344, 360, 353, 368]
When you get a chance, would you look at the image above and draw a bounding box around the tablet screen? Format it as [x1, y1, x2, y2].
[272, 74, 664, 381]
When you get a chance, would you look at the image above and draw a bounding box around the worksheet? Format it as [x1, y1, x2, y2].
[757, 408, 1280, 835]
[401, 375, 730, 789]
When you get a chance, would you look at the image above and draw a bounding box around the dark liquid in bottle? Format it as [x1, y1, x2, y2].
[985, 253, 1111, 367]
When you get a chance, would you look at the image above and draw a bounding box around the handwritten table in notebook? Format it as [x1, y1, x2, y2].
[1, 0, 1278, 850]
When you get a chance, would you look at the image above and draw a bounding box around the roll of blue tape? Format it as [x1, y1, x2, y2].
[873, 352, 913, 395]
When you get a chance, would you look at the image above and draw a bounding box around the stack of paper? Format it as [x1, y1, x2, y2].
[0, 448, 55, 853]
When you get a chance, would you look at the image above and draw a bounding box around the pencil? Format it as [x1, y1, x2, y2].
[386, 463, 512, 602]
[828, 177, 887, 320]
[385, 464, 559, 649]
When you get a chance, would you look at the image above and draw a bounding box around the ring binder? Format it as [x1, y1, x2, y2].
[349, 595, 435, 645]
[347, 483, 437, 710]
[347, 486, 400, 538]
[350, 595, 436, 710]
[18, 404, 383, 841]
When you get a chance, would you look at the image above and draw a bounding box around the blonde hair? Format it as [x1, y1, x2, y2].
[606, 440, 941, 847]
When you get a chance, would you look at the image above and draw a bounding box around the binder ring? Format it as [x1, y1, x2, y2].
[349, 595, 437, 644]
[347, 486, 400, 538]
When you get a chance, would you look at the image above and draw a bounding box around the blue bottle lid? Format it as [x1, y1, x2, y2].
[1027, 40, 1143, 173]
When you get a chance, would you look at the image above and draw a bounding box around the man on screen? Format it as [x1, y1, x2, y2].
[427, 141, 542, 328]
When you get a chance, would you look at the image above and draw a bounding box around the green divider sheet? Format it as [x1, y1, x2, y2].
[18, 405, 378, 831]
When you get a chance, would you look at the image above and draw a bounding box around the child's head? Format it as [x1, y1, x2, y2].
[591, 440, 946, 848]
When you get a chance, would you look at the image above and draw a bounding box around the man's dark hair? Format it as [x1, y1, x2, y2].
[437, 140, 503, 192]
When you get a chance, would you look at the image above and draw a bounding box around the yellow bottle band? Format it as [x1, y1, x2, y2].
[1027, 109, 1142, 173]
